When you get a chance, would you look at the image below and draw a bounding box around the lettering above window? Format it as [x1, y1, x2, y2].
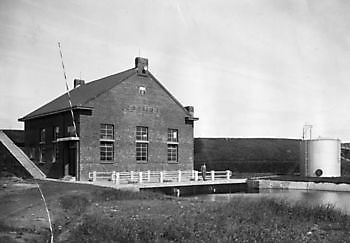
[123, 105, 159, 114]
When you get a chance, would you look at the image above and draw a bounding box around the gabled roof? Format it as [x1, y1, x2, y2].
[19, 68, 136, 121]
[19, 63, 197, 121]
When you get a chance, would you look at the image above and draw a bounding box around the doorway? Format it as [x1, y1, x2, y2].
[63, 141, 79, 178]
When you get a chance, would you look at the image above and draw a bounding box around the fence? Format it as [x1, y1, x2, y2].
[88, 170, 232, 185]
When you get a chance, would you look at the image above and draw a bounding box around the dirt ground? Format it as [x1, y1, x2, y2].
[0, 176, 108, 243]
[0, 177, 50, 242]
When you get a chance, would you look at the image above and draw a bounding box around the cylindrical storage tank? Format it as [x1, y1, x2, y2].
[303, 138, 341, 177]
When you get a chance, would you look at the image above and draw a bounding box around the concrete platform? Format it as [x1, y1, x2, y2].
[139, 179, 247, 189]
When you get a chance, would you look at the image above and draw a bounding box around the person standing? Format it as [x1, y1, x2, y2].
[201, 163, 207, 181]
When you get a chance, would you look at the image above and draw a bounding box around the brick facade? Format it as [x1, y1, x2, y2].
[20, 57, 197, 180]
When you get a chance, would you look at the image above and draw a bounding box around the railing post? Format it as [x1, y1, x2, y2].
[211, 170, 215, 181]
[112, 171, 116, 182]
[226, 170, 231, 180]
[115, 172, 120, 184]
[147, 170, 151, 182]
[130, 171, 134, 181]
[92, 171, 97, 182]
[178, 170, 182, 182]
[194, 171, 199, 181]
[191, 170, 195, 180]
[139, 172, 143, 183]
[160, 171, 164, 183]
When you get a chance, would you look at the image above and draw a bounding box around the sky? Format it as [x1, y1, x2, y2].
[1, 0, 350, 140]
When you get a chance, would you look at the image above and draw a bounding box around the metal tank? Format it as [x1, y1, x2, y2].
[300, 138, 341, 177]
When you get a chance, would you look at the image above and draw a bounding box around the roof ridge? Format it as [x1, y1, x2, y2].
[19, 68, 136, 121]
[81, 68, 136, 106]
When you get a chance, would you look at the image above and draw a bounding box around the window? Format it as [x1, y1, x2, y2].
[136, 126, 148, 141]
[136, 126, 148, 162]
[167, 144, 178, 162]
[40, 128, 46, 144]
[52, 144, 59, 163]
[136, 143, 148, 161]
[167, 129, 178, 162]
[39, 145, 45, 163]
[29, 147, 35, 160]
[100, 142, 114, 161]
[139, 86, 146, 95]
[100, 124, 114, 161]
[100, 124, 114, 140]
[168, 129, 178, 142]
[53, 126, 60, 140]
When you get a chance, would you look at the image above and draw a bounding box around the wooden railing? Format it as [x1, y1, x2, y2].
[88, 170, 232, 184]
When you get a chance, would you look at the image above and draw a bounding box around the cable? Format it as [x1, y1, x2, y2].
[58, 42, 78, 138]
[35, 180, 53, 243]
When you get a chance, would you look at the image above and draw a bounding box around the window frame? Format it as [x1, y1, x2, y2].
[53, 126, 60, 141]
[99, 123, 115, 162]
[167, 129, 178, 143]
[52, 143, 59, 163]
[136, 142, 148, 162]
[40, 128, 46, 144]
[136, 126, 148, 142]
[100, 141, 114, 161]
[167, 144, 178, 162]
[39, 144, 46, 163]
[136, 126, 149, 162]
[100, 124, 114, 140]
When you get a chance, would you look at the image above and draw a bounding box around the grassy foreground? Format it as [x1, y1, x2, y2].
[1, 179, 350, 242]
[57, 190, 350, 242]
[63, 197, 350, 243]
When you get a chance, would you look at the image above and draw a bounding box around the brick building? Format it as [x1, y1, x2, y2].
[19, 57, 198, 180]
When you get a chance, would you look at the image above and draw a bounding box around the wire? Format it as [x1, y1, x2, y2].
[35, 180, 53, 243]
[58, 42, 78, 138]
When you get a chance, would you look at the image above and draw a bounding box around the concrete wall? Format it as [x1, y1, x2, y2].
[257, 179, 350, 192]
[79, 73, 194, 180]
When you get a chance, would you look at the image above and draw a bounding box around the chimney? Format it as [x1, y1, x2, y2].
[184, 106, 194, 116]
[135, 57, 149, 76]
[74, 79, 85, 88]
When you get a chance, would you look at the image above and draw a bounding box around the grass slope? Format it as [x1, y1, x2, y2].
[194, 138, 301, 174]
[1, 178, 350, 242]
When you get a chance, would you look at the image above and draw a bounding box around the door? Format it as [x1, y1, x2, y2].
[68, 141, 77, 177]
[63, 141, 78, 178]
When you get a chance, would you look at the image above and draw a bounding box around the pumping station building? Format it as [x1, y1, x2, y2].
[18, 57, 198, 180]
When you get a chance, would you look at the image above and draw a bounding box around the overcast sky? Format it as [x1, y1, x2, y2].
[1, 0, 350, 140]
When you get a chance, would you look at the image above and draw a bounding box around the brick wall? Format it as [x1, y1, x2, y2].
[23, 112, 80, 178]
[79, 73, 194, 180]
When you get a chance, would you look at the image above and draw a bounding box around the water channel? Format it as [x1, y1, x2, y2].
[190, 189, 350, 215]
